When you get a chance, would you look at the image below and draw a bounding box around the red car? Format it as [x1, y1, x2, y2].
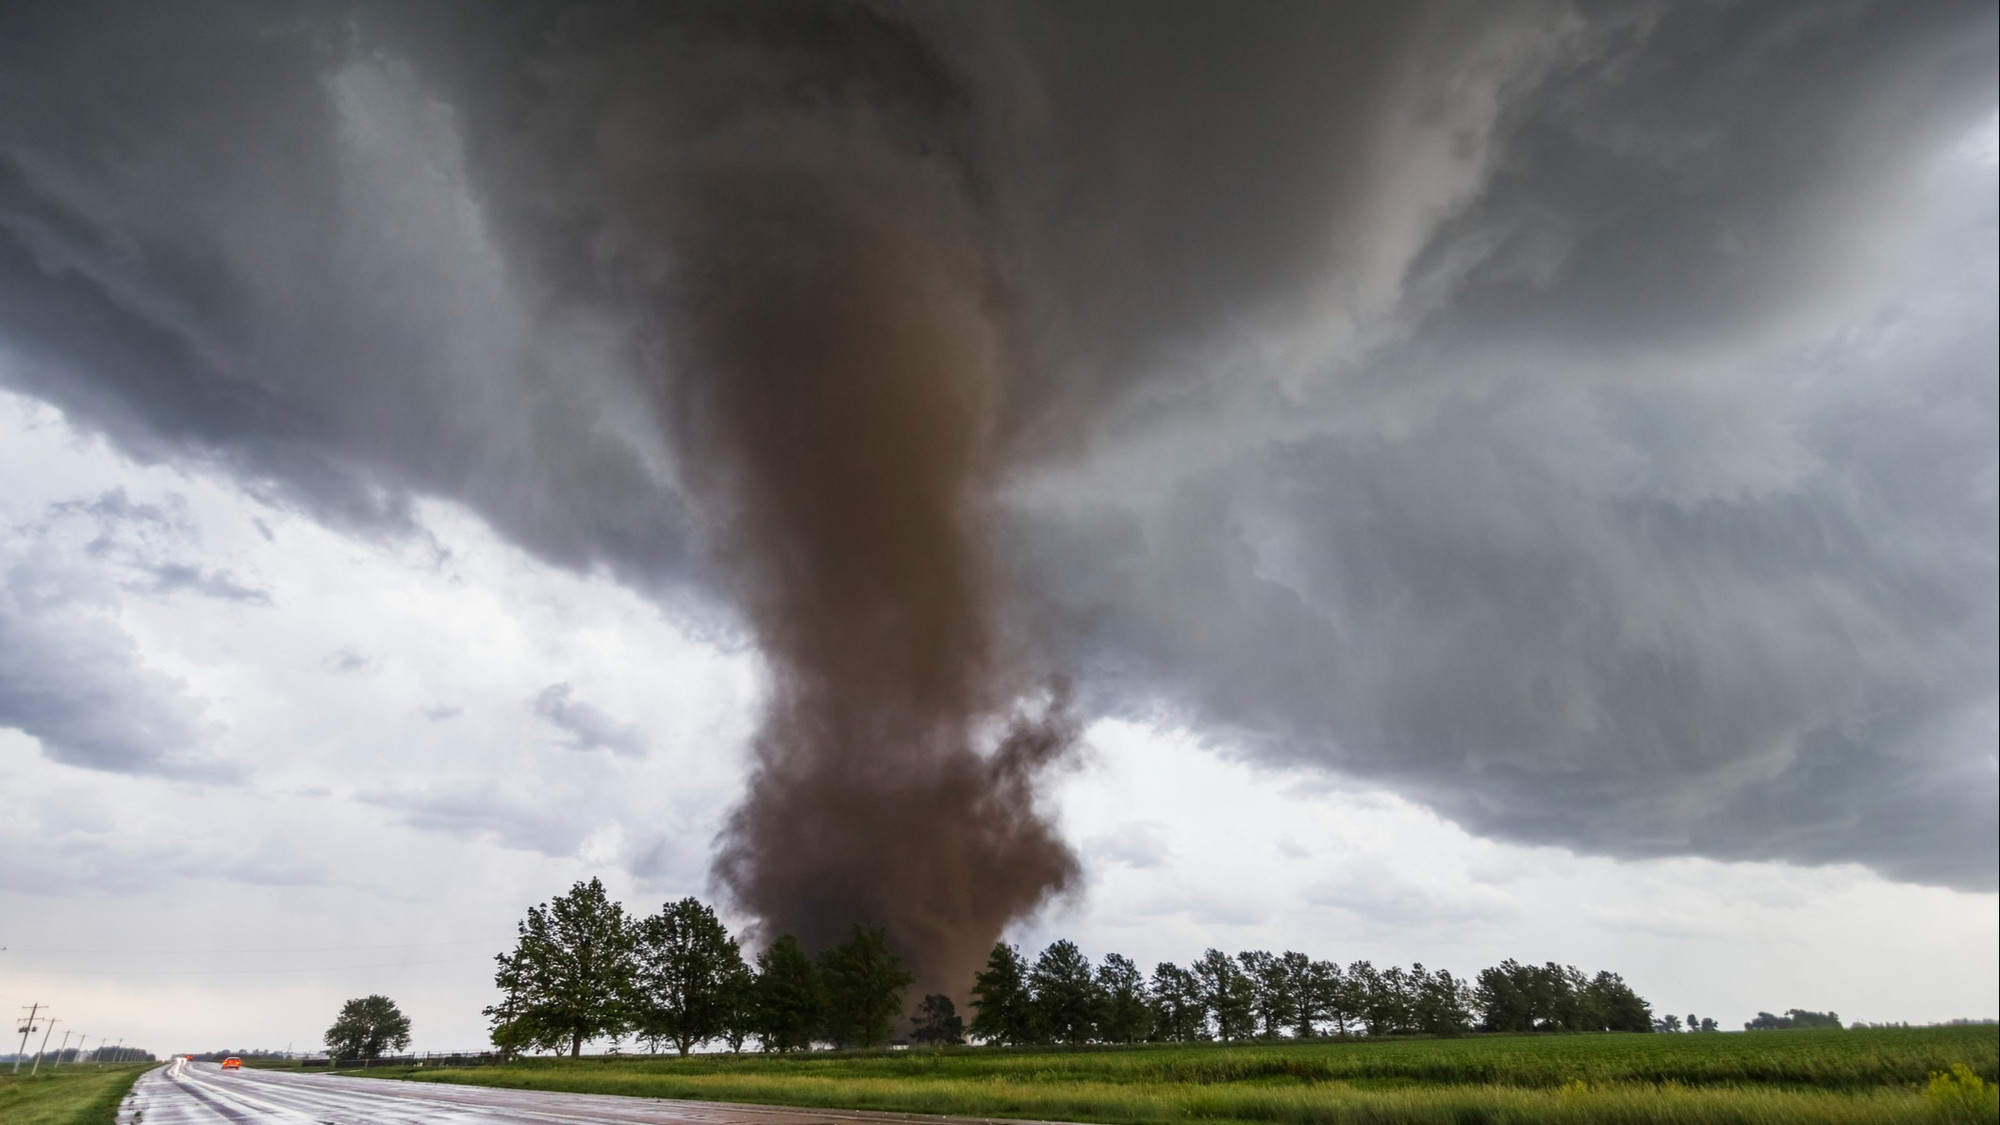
[221, 1057, 242, 1071]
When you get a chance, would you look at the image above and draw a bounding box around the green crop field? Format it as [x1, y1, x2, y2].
[0, 1064, 151, 1125]
[353, 1027, 1999, 1124]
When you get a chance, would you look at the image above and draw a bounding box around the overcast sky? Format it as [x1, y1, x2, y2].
[1, 0, 1994, 1053]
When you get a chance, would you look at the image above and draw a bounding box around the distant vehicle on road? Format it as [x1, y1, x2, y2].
[221, 1057, 242, 1071]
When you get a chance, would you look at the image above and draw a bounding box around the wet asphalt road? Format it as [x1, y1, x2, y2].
[125, 1059, 1055, 1125]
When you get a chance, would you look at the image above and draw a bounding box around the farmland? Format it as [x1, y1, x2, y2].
[0, 1063, 151, 1125]
[356, 1026, 1998, 1125]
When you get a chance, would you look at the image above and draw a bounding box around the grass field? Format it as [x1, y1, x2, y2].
[352, 1027, 1999, 1124]
[0, 1064, 151, 1125]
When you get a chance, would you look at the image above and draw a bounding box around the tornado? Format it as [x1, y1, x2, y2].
[674, 129, 1081, 993]
[412, 3, 1084, 994]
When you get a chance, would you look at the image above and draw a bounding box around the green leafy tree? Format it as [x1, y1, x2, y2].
[1474, 959, 1560, 1032]
[719, 958, 757, 1052]
[489, 1015, 536, 1060]
[910, 994, 966, 1046]
[486, 975, 533, 1060]
[1475, 960, 1655, 1033]
[1348, 961, 1396, 1035]
[1548, 965, 1592, 1031]
[1473, 959, 1536, 1032]
[485, 877, 636, 1057]
[1383, 964, 1421, 1035]
[817, 924, 914, 1048]
[1297, 958, 1354, 1036]
[754, 934, 822, 1051]
[633, 897, 747, 1056]
[1238, 950, 1293, 1039]
[969, 942, 1036, 1045]
[1280, 953, 1320, 1037]
[1334, 962, 1369, 1035]
[1148, 962, 1208, 1042]
[1191, 949, 1255, 1041]
[1095, 953, 1150, 1044]
[1410, 964, 1474, 1036]
[324, 994, 411, 1061]
[1030, 939, 1103, 1045]
[1581, 971, 1653, 1032]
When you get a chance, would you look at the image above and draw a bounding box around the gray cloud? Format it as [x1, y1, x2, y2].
[1085, 823, 1176, 871]
[0, 553, 211, 776]
[1033, 209, 1998, 888]
[0, 1, 702, 596]
[358, 783, 593, 858]
[0, 489, 230, 776]
[136, 560, 269, 604]
[532, 683, 648, 758]
[48, 489, 182, 536]
[34, 488, 271, 604]
[0, 0, 1991, 892]
[323, 648, 372, 676]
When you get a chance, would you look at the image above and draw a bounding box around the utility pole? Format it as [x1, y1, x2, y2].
[14, 1004, 41, 1075]
[51, 1029, 71, 1069]
[31, 1017, 58, 1076]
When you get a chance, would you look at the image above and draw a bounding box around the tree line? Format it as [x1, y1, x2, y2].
[966, 945, 1653, 1044]
[4, 1046, 156, 1064]
[1745, 1009, 1842, 1030]
[486, 881, 1655, 1056]
[486, 879, 913, 1056]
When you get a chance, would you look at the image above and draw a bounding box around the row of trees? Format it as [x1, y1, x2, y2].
[1745, 1009, 1842, 1030]
[486, 880, 915, 1056]
[6, 1046, 156, 1064]
[968, 945, 1653, 1045]
[1653, 1014, 1722, 1033]
[486, 882, 1656, 1056]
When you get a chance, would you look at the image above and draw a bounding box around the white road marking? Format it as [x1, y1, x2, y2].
[124, 1061, 1082, 1125]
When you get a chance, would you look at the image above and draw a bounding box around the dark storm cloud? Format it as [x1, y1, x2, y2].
[0, 0, 1992, 920]
[1416, 1, 1997, 357]
[1008, 0, 1999, 892]
[1035, 288, 1997, 888]
[0, 0, 702, 591]
[1026, 1, 1998, 891]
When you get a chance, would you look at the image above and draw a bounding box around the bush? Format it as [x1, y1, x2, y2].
[1925, 1063, 1996, 1123]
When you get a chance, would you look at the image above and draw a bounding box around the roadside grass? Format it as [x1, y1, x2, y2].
[0, 1064, 152, 1125]
[348, 1027, 1999, 1125]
